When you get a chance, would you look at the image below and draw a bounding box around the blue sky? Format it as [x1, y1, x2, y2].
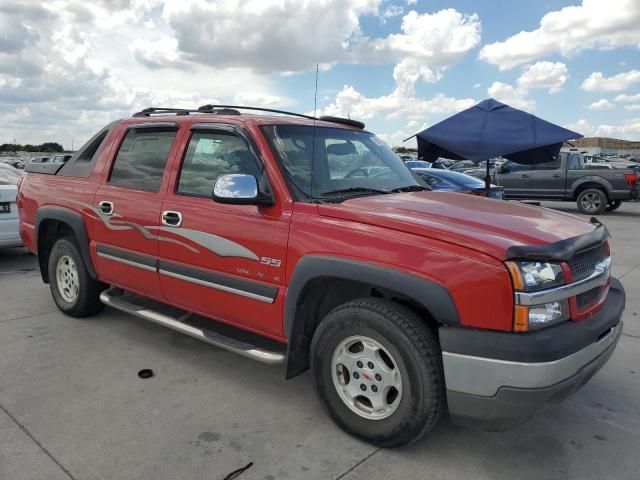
[1, 0, 639, 147]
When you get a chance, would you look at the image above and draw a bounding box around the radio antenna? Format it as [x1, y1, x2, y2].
[311, 64, 319, 200]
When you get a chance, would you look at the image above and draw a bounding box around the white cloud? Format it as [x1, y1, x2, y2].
[565, 118, 640, 140]
[479, 0, 640, 70]
[473, 83, 481, 89]
[624, 104, 640, 111]
[233, 92, 287, 107]
[517, 61, 568, 93]
[160, 0, 382, 73]
[407, 0, 417, 5]
[382, 5, 404, 18]
[581, 69, 640, 92]
[614, 92, 640, 102]
[487, 81, 534, 110]
[587, 99, 614, 110]
[318, 86, 474, 121]
[130, 36, 189, 69]
[154, 3, 481, 79]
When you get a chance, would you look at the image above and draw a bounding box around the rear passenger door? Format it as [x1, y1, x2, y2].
[157, 124, 290, 338]
[93, 123, 180, 299]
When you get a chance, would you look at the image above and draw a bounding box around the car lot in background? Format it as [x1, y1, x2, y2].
[1, 201, 638, 480]
[411, 167, 504, 199]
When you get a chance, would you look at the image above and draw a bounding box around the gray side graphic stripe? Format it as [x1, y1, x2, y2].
[96, 244, 158, 272]
[151, 226, 259, 260]
[158, 260, 277, 304]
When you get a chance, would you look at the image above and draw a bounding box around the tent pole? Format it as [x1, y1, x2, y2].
[484, 160, 491, 195]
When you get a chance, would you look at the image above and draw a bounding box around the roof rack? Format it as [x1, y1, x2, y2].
[131, 105, 365, 129]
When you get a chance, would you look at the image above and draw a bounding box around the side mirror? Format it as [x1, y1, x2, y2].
[212, 174, 273, 205]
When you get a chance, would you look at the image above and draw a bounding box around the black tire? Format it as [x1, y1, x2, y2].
[577, 188, 607, 215]
[48, 237, 105, 317]
[605, 200, 622, 212]
[310, 298, 445, 448]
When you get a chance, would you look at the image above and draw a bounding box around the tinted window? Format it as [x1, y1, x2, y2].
[530, 158, 561, 170]
[109, 129, 176, 191]
[178, 131, 262, 197]
[502, 161, 529, 173]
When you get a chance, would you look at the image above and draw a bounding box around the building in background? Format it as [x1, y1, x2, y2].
[562, 137, 640, 156]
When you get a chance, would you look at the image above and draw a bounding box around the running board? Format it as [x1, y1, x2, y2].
[99, 288, 285, 365]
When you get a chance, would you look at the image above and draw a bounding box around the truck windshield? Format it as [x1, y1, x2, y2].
[261, 125, 423, 200]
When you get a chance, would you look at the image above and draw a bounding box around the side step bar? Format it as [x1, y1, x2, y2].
[99, 288, 285, 365]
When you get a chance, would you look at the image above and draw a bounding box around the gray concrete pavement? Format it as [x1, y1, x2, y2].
[0, 202, 638, 480]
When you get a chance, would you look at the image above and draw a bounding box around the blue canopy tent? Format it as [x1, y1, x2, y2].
[412, 98, 583, 191]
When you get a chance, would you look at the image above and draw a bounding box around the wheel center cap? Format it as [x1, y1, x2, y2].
[361, 372, 373, 381]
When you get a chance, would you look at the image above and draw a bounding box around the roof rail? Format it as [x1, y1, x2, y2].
[131, 105, 365, 129]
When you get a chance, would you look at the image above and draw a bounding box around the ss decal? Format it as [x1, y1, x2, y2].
[260, 257, 282, 267]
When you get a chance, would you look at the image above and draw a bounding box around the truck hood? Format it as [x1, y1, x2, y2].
[317, 192, 596, 260]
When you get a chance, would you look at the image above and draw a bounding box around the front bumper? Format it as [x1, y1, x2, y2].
[440, 278, 625, 430]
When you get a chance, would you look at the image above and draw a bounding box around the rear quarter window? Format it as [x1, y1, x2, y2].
[109, 129, 177, 192]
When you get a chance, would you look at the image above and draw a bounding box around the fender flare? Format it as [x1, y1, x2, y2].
[35, 206, 96, 281]
[284, 256, 459, 378]
[570, 176, 613, 199]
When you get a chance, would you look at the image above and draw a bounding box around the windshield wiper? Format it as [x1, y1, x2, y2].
[389, 185, 430, 193]
[320, 187, 391, 197]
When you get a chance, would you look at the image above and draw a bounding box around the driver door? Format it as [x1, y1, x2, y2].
[157, 125, 290, 338]
[494, 161, 532, 198]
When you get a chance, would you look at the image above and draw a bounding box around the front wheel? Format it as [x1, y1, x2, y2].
[577, 188, 607, 215]
[310, 298, 445, 448]
[48, 237, 105, 317]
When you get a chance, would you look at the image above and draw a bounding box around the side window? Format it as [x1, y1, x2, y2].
[177, 131, 262, 197]
[503, 161, 528, 173]
[530, 158, 561, 171]
[109, 129, 177, 192]
[567, 154, 583, 170]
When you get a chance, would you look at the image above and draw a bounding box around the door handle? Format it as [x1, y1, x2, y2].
[162, 211, 183, 227]
[98, 200, 114, 216]
[520, 174, 530, 178]
[552, 174, 562, 178]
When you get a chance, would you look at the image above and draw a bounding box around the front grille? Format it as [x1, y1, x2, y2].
[568, 243, 606, 281]
[576, 286, 603, 310]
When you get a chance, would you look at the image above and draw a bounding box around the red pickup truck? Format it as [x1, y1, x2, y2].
[18, 106, 624, 448]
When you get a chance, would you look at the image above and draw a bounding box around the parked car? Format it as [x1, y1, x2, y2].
[0, 163, 23, 248]
[18, 105, 624, 447]
[493, 151, 638, 214]
[449, 160, 475, 172]
[411, 168, 504, 199]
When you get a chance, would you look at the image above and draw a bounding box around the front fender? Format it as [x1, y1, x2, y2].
[284, 255, 459, 378]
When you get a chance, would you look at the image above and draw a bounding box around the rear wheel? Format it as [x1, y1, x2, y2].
[605, 200, 622, 212]
[577, 188, 607, 215]
[310, 298, 444, 448]
[48, 238, 105, 317]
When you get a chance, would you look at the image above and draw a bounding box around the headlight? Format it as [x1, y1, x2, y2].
[506, 260, 564, 291]
[514, 300, 570, 331]
[506, 260, 568, 332]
